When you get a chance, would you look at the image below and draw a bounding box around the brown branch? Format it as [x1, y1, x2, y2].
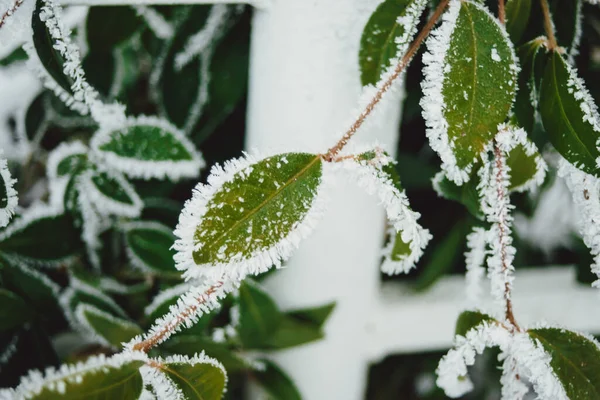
[133, 282, 224, 353]
[324, 0, 451, 161]
[0, 0, 25, 30]
[498, 0, 505, 25]
[493, 143, 520, 331]
[540, 0, 558, 50]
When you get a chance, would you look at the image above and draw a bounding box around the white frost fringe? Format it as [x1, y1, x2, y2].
[128, 279, 240, 349]
[0, 155, 18, 227]
[334, 152, 431, 274]
[46, 141, 87, 181]
[144, 281, 194, 318]
[80, 169, 143, 218]
[464, 227, 488, 306]
[436, 322, 567, 399]
[123, 220, 174, 273]
[559, 157, 600, 287]
[90, 115, 205, 182]
[0, 0, 35, 46]
[74, 304, 140, 349]
[420, 0, 468, 184]
[134, 6, 173, 39]
[174, 152, 327, 283]
[13, 350, 149, 398]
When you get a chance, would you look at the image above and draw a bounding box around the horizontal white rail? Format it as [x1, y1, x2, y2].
[367, 265, 600, 362]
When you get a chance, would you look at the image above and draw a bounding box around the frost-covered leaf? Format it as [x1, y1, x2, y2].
[433, 171, 483, 219]
[0, 207, 82, 265]
[528, 327, 600, 399]
[253, 359, 301, 400]
[1, 258, 59, 312]
[31, 0, 73, 95]
[144, 353, 226, 400]
[123, 221, 176, 274]
[340, 151, 430, 274]
[505, 0, 531, 43]
[421, 0, 518, 184]
[90, 115, 205, 181]
[513, 38, 546, 132]
[454, 310, 495, 336]
[238, 280, 281, 349]
[358, 0, 427, 86]
[46, 141, 88, 180]
[80, 169, 143, 218]
[0, 156, 17, 228]
[14, 352, 146, 399]
[539, 52, 600, 177]
[0, 289, 34, 331]
[174, 152, 325, 282]
[75, 304, 142, 348]
[549, 0, 583, 60]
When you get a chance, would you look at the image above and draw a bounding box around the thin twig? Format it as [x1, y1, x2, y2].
[498, 0, 505, 25]
[540, 0, 558, 50]
[324, 0, 451, 161]
[0, 0, 25, 30]
[493, 143, 520, 331]
[133, 282, 224, 352]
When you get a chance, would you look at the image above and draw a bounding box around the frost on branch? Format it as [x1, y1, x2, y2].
[174, 152, 326, 283]
[335, 150, 431, 274]
[421, 0, 517, 184]
[464, 227, 488, 306]
[90, 115, 204, 181]
[0, 155, 18, 227]
[559, 158, 600, 287]
[0, 0, 35, 45]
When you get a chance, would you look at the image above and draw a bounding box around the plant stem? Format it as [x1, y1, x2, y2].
[493, 143, 519, 330]
[0, 0, 24, 30]
[324, 0, 450, 161]
[540, 0, 558, 50]
[133, 282, 224, 352]
[498, 0, 505, 25]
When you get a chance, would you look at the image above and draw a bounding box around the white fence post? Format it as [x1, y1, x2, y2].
[245, 0, 403, 398]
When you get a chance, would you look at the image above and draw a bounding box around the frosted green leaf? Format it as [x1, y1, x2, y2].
[1, 258, 59, 312]
[16, 354, 145, 400]
[0, 156, 17, 228]
[539, 52, 600, 177]
[123, 221, 177, 274]
[46, 142, 89, 180]
[358, 0, 428, 86]
[90, 115, 204, 181]
[81, 169, 142, 218]
[174, 152, 325, 282]
[0, 289, 34, 331]
[529, 327, 600, 399]
[75, 304, 142, 348]
[455, 310, 495, 336]
[421, 0, 518, 184]
[505, 0, 531, 43]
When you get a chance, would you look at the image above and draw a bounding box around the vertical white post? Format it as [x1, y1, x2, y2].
[245, 1, 404, 398]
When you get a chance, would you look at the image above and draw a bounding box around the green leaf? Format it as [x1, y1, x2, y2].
[423, 1, 517, 178]
[46, 141, 89, 180]
[1, 258, 59, 312]
[0, 210, 82, 264]
[539, 52, 600, 176]
[0, 289, 34, 331]
[86, 6, 142, 53]
[505, 0, 531, 43]
[455, 310, 495, 336]
[358, 0, 427, 86]
[91, 116, 204, 181]
[513, 38, 546, 132]
[264, 315, 325, 350]
[0, 47, 27, 67]
[506, 142, 542, 191]
[75, 304, 142, 347]
[253, 359, 302, 400]
[529, 327, 600, 399]
[286, 302, 336, 328]
[238, 280, 282, 348]
[434, 171, 483, 219]
[25, 357, 145, 399]
[157, 358, 227, 400]
[62, 279, 128, 321]
[124, 221, 176, 274]
[188, 153, 323, 277]
[32, 0, 73, 94]
[549, 0, 582, 55]
[161, 336, 248, 372]
[83, 169, 142, 217]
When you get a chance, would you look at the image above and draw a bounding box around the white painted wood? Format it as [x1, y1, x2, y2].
[245, 0, 404, 399]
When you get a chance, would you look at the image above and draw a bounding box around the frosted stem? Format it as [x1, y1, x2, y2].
[0, 0, 24, 29]
[540, 0, 558, 50]
[324, 0, 450, 161]
[498, 0, 505, 24]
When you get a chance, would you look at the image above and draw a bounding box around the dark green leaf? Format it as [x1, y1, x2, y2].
[238, 280, 282, 348]
[161, 336, 248, 372]
[505, 0, 531, 43]
[1, 258, 59, 312]
[513, 38, 545, 132]
[253, 359, 302, 400]
[550, 0, 582, 55]
[265, 315, 325, 350]
[193, 153, 322, 268]
[64, 280, 128, 320]
[0, 289, 34, 331]
[86, 6, 142, 53]
[157, 359, 226, 400]
[76, 304, 142, 347]
[85, 169, 142, 217]
[358, 0, 426, 86]
[529, 327, 600, 399]
[455, 310, 495, 336]
[286, 302, 336, 328]
[539, 52, 600, 176]
[0, 47, 27, 67]
[434, 171, 483, 219]
[124, 221, 176, 274]
[0, 211, 82, 264]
